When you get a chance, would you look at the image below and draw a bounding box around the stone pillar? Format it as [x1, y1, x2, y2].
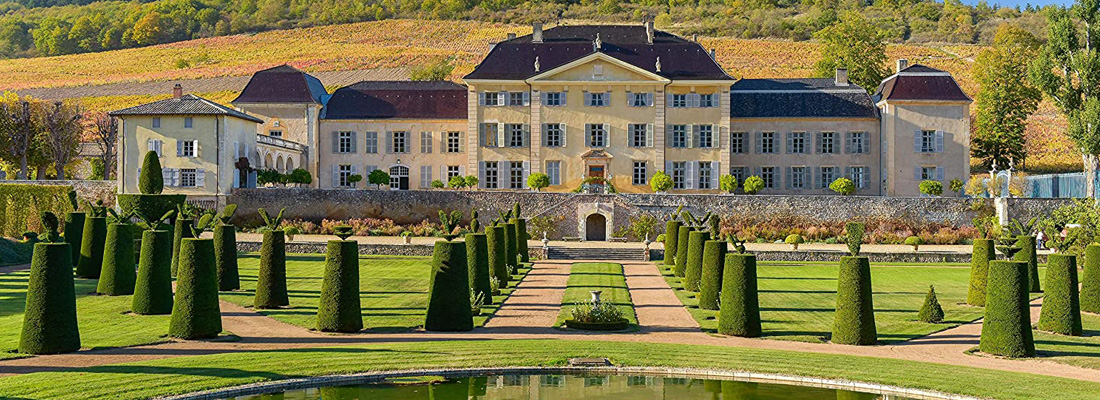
[530, 87, 542, 174]
[655, 87, 667, 176]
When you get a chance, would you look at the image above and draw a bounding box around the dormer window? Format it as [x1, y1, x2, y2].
[593, 65, 604, 79]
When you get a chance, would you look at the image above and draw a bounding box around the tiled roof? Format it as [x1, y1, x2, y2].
[731, 79, 878, 119]
[321, 81, 467, 120]
[109, 94, 264, 123]
[232, 65, 327, 104]
[872, 64, 971, 103]
[464, 25, 732, 81]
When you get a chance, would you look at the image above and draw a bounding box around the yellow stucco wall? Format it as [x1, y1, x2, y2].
[318, 119, 468, 189]
[880, 101, 971, 196]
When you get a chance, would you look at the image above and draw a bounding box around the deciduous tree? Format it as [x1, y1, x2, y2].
[42, 101, 82, 180]
[813, 12, 888, 92]
[972, 24, 1040, 170]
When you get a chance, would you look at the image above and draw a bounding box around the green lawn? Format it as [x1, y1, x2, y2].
[219, 253, 531, 331]
[555, 263, 637, 328]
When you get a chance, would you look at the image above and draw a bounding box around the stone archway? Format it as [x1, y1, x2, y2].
[263, 153, 273, 169]
[585, 213, 607, 241]
[577, 202, 614, 242]
[276, 155, 285, 173]
[286, 157, 294, 172]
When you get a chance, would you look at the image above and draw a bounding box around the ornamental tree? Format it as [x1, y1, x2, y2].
[650, 171, 673, 192]
[448, 175, 467, 189]
[527, 172, 550, 191]
[368, 169, 389, 189]
[719, 174, 737, 193]
[919, 180, 944, 197]
[742, 176, 764, 195]
[830, 177, 855, 195]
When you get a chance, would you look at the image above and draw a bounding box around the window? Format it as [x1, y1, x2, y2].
[699, 93, 716, 107]
[592, 64, 604, 78]
[629, 92, 651, 107]
[391, 131, 408, 153]
[819, 166, 836, 188]
[731, 132, 746, 154]
[629, 124, 648, 147]
[151, 117, 160, 128]
[586, 124, 607, 147]
[447, 165, 461, 180]
[671, 125, 688, 148]
[540, 375, 564, 387]
[337, 165, 354, 187]
[921, 166, 939, 180]
[790, 166, 806, 189]
[420, 131, 433, 153]
[759, 132, 776, 154]
[506, 124, 525, 147]
[671, 94, 689, 108]
[788, 132, 807, 154]
[509, 161, 524, 189]
[919, 130, 939, 153]
[180, 168, 197, 187]
[850, 131, 869, 154]
[697, 125, 713, 148]
[761, 167, 776, 189]
[632, 161, 647, 185]
[388, 165, 408, 189]
[335, 131, 354, 154]
[268, 130, 282, 138]
[446, 131, 462, 153]
[585, 92, 608, 107]
[179, 140, 197, 157]
[819, 131, 837, 154]
[729, 166, 746, 186]
[671, 162, 687, 190]
[364, 132, 378, 154]
[851, 166, 868, 189]
[183, 117, 193, 128]
[147, 139, 163, 157]
[546, 161, 561, 185]
[482, 92, 501, 106]
[479, 123, 499, 147]
[545, 123, 563, 147]
[508, 92, 526, 106]
[544, 92, 563, 106]
[698, 162, 713, 189]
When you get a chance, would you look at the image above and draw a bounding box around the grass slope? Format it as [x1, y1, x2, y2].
[555, 263, 637, 328]
[0, 238, 33, 267]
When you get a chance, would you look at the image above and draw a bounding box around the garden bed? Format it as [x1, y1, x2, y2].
[564, 318, 630, 331]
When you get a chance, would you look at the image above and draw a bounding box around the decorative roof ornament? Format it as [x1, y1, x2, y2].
[594, 33, 602, 51]
[534, 56, 540, 72]
[655, 57, 662, 73]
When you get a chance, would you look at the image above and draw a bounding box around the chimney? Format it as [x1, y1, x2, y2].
[835, 68, 849, 86]
[533, 23, 544, 43]
[507, 33, 516, 40]
[896, 59, 908, 73]
[645, 21, 654, 44]
[172, 83, 182, 99]
[709, 48, 716, 60]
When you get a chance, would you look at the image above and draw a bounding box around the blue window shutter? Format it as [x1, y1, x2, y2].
[522, 91, 530, 106]
[786, 133, 793, 154]
[385, 131, 393, 153]
[935, 130, 945, 153]
[523, 124, 530, 147]
[914, 130, 922, 153]
[478, 92, 485, 105]
[936, 166, 944, 181]
[626, 91, 633, 107]
[755, 132, 763, 153]
[815, 132, 823, 153]
[914, 167, 922, 181]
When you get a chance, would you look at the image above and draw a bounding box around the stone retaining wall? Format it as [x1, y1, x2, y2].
[237, 240, 546, 259]
[650, 249, 1047, 264]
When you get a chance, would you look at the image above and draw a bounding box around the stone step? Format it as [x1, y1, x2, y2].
[545, 246, 647, 261]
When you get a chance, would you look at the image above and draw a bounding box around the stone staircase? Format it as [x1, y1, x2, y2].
[545, 246, 647, 261]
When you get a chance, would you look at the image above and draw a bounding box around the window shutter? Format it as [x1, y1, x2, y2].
[561, 91, 567, 107]
[712, 162, 720, 190]
[935, 130, 944, 152]
[686, 162, 696, 189]
[845, 167, 853, 182]
[561, 124, 568, 147]
[478, 162, 486, 188]
[478, 124, 486, 147]
[459, 165, 466, 176]
[602, 123, 610, 146]
[646, 124, 654, 147]
[647, 93, 654, 106]
[332, 165, 339, 188]
[385, 131, 393, 153]
[666, 125, 673, 147]
[665, 161, 673, 176]
[523, 124, 530, 147]
[689, 125, 699, 148]
[666, 93, 674, 105]
[522, 161, 531, 189]
[755, 132, 763, 153]
[585, 125, 591, 148]
[785, 167, 793, 189]
[350, 132, 358, 153]
[844, 132, 852, 154]
[936, 167, 944, 181]
[583, 91, 591, 106]
[496, 123, 505, 148]
[626, 91, 633, 107]
[914, 167, 922, 181]
[233, 141, 240, 159]
[496, 92, 505, 106]
[478, 92, 486, 105]
[541, 124, 548, 146]
[459, 132, 466, 152]
[691, 93, 701, 107]
[540, 92, 547, 104]
[195, 169, 205, 188]
[786, 133, 794, 154]
[162, 168, 172, 187]
[177, 140, 183, 156]
[522, 91, 530, 106]
[914, 130, 922, 153]
[147, 139, 155, 153]
[439, 165, 446, 183]
[864, 134, 871, 154]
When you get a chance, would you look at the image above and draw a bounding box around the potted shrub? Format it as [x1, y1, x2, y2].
[565, 299, 629, 331]
[905, 236, 923, 251]
[401, 231, 413, 245]
[785, 234, 803, 250]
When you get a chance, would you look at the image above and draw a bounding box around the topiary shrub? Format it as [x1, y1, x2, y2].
[904, 236, 922, 251]
[465, 233, 492, 303]
[62, 211, 84, 267]
[784, 234, 803, 250]
[664, 220, 681, 266]
[317, 239, 363, 332]
[1037, 254, 1082, 336]
[117, 194, 188, 224]
[1082, 244, 1100, 314]
[1014, 235, 1040, 293]
[171, 217, 193, 277]
[742, 176, 764, 194]
[97, 222, 136, 295]
[845, 222, 864, 256]
[683, 230, 710, 291]
[919, 180, 944, 197]
[169, 237, 222, 339]
[830, 177, 855, 195]
[19, 241, 80, 354]
[75, 214, 107, 278]
[425, 240, 473, 331]
[138, 151, 164, 194]
[515, 218, 529, 263]
[968, 238, 995, 306]
[674, 225, 692, 277]
[832, 256, 876, 345]
[486, 225, 508, 289]
[979, 260, 1035, 357]
[698, 239, 727, 310]
[718, 253, 761, 337]
[255, 208, 290, 309]
[214, 223, 239, 291]
[133, 229, 173, 315]
[504, 222, 519, 268]
[917, 285, 945, 323]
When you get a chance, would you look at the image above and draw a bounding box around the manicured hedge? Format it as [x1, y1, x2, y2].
[718, 253, 761, 337]
[465, 233, 492, 302]
[97, 223, 136, 295]
[425, 240, 473, 331]
[1014, 235, 1040, 293]
[663, 221, 681, 266]
[0, 183, 75, 238]
[832, 256, 877, 345]
[917, 285, 945, 323]
[514, 218, 529, 263]
[171, 218, 193, 277]
[214, 224, 239, 291]
[979, 260, 1035, 357]
[132, 229, 173, 315]
[967, 239, 995, 307]
[486, 226, 508, 288]
[1037, 254, 1082, 336]
[19, 242, 80, 354]
[117, 194, 186, 226]
[504, 222, 518, 267]
[169, 238, 222, 339]
[674, 226, 692, 277]
[138, 150, 164, 194]
[75, 216, 107, 278]
[254, 230, 289, 309]
[683, 231, 710, 291]
[698, 240, 727, 310]
[1083, 244, 1100, 314]
[62, 212, 84, 267]
[317, 240, 363, 332]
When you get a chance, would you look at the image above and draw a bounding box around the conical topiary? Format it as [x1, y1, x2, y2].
[214, 224, 239, 291]
[19, 242, 80, 354]
[138, 151, 164, 195]
[917, 285, 945, 323]
[317, 239, 363, 332]
[683, 230, 710, 291]
[97, 222, 136, 295]
[254, 229, 289, 308]
[698, 240, 727, 310]
[169, 237, 222, 339]
[171, 217, 193, 277]
[133, 229, 173, 315]
[514, 218, 529, 263]
[1081, 244, 1100, 314]
[75, 215, 107, 278]
[967, 238, 995, 306]
[486, 225, 508, 289]
[832, 256, 876, 345]
[425, 240, 473, 331]
[674, 226, 692, 277]
[718, 253, 761, 337]
[504, 221, 518, 268]
[1038, 254, 1082, 336]
[664, 220, 681, 266]
[980, 260, 1035, 357]
[1015, 235, 1040, 293]
[465, 233, 492, 302]
[63, 211, 84, 267]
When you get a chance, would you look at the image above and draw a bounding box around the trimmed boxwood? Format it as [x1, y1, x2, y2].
[663, 220, 681, 266]
[425, 240, 473, 331]
[214, 224, 239, 291]
[564, 319, 629, 331]
[980, 260, 1035, 357]
[718, 253, 761, 337]
[683, 231, 710, 291]
[171, 218, 193, 277]
[116, 194, 187, 225]
[673, 226, 692, 277]
[698, 240, 727, 310]
[1083, 244, 1100, 314]
[19, 242, 80, 354]
[62, 212, 84, 267]
[504, 222, 519, 267]
[132, 229, 173, 315]
[139, 150, 163, 194]
[486, 226, 508, 288]
[832, 256, 877, 345]
[169, 238, 222, 339]
[75, 216, 107, 278]
[317, 240, 363, 333]
[1037, 254, 1082, 336]
[465, 233, 492, 303]
[967, 239, 995, 307]
[917, 285, 945, 323]
[254, 230, 289, 309]
[1015, 235, 1040, 293]
[514, 218, 529, 263]
[97, 223, 136, 295]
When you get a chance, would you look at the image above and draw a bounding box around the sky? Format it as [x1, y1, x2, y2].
[957, 0, 1074, 8]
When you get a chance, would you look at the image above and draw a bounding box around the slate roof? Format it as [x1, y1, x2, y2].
[872, 64, 971, 103]
[232, 65, 327, 104]
[464, 25, 732, 81]
[321, 81, 467, 120]
[109, 94, 264, 123]
[730, 78, 878, 119]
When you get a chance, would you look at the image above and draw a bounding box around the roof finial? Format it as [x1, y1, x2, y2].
[594, 33, 602, 51]
[655, 57, 661, 73]
[534, 56, 540, 72]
